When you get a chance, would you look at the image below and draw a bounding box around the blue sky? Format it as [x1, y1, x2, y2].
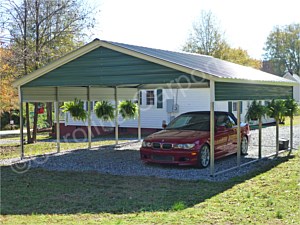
[90, 0, 300, 60]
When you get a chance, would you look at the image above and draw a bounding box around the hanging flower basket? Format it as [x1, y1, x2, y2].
[119, 100, 138, 120]
[94, 101, 115, 121]
[61, 98, 87, 121]
[245, 100, 266, 121]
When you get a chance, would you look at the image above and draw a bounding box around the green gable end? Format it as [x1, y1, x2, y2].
[24, 47, 205, 87]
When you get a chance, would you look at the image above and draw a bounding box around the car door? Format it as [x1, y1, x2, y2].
[226, 114, 238, 154]
[214, 113, 230, 158]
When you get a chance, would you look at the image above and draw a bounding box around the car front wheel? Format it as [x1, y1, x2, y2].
[198, 144, 210, 168]
[241, 136, 248, 155]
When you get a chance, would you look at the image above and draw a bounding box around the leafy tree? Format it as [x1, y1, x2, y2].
[263, 23, 300, 76]
[0, 48, 19, 124]
[183, 10, 261, 69]
[221, 47, 261, 69]
[0, 0, 98, 143]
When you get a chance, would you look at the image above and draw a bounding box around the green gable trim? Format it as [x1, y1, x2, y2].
[215, 82, 293, 101]
[24, 47, 206, 87]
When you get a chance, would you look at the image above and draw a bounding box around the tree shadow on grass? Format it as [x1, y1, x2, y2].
[0, 148, 295, 215]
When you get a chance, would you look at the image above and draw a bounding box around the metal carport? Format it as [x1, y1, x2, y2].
[13, 39, 296, 176]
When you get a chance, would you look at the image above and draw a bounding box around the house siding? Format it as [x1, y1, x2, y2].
[63, 88, 276, 130]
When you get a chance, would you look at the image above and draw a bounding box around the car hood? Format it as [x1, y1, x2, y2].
[144, 129, 209, 143]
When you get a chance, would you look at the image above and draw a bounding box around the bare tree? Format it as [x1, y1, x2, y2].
[183, 10, 228, 56]
[0, 0, 98, 142]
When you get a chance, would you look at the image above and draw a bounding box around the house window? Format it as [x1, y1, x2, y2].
[232, 102, 237, 111]
[146, 91, 155, 105]
[228, 101, 242, 113]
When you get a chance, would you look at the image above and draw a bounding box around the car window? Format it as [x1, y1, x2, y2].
[166, 113, 210, 131]
[216, 113, 236, 128]
[228, 115, 236, 125]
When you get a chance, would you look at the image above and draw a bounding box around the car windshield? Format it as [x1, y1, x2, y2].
[166, 113, 210, 131]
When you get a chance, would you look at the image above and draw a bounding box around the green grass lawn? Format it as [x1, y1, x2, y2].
[0, 133, 130, 159]
[281, 115, 300, 126]
[1, 150, 299, 224]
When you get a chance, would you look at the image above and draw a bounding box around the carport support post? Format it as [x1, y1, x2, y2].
[138, 89, 141, 141]
[55, 87, 60, 153]
[289, 117, 293, 154]
[237, 101, 241, 167]
[115, 87, 119, 145]
[210, 80, 215, 177]
[87, 86, 92, 149]
[19, 87, 24, 159]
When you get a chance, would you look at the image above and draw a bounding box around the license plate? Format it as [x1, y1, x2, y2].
[151, 155, 174, 161]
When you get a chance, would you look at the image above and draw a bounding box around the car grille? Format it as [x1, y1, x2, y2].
[152, 142, 173, 150]
[162, 143, 173, 149]
[152, 142, 161, 149]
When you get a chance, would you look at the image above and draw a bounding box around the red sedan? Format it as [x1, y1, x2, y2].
[140, 111, 251, 168]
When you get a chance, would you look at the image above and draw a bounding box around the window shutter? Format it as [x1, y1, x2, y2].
[157, 89, 163, 108]
[228, 101, 232, 113]
[240, 101, 243, 114]
[139, 91, 142, 105]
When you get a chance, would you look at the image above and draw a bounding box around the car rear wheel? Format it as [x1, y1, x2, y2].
[241, 136, 248, 155]
[198, 144, 210, 168]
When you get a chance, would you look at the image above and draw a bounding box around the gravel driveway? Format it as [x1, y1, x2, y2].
[2, 125, 299, 181]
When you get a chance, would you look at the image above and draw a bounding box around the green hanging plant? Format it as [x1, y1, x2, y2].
[284, 98, 299, 119]
[94, 101, 115, 121]
[245, 100, 267, 121]
[267, 99, 287, 124]
[61, 98, 87, 121]
[119, 100, 138, 120]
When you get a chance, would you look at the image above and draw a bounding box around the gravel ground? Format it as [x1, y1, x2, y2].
[2, 125, 299, 181]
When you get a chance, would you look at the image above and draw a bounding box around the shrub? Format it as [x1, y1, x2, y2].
[94, 101, 115, 121]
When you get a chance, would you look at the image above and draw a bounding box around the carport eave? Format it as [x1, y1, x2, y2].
[214, 77, 297, 87]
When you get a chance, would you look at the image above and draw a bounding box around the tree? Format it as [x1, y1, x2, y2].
[183, 10, 228, 57]
[0, 0, 97, 143]
[263, 23, 300, 76]
[183, 10, 261, 69]
[221, 47, 261, 69]
[0, 48, 19, 120]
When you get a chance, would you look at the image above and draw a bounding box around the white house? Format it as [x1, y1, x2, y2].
[61, 87, 276, 138]
[283, 72, 300, 103]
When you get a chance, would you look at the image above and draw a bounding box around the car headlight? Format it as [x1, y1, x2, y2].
[173, 143, 195, 150]
[142, 141, 152, 148]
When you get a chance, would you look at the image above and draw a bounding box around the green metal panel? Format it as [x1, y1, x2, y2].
[215, 82, 293, 101]
[24, 47, 206, 87]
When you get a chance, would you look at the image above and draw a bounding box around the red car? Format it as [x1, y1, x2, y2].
[140, 111, 250, 168]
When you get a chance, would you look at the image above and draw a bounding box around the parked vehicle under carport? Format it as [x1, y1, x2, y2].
[140, 111, 251, 168]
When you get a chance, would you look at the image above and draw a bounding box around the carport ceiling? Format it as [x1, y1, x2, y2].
[13, 39, 295, 101]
